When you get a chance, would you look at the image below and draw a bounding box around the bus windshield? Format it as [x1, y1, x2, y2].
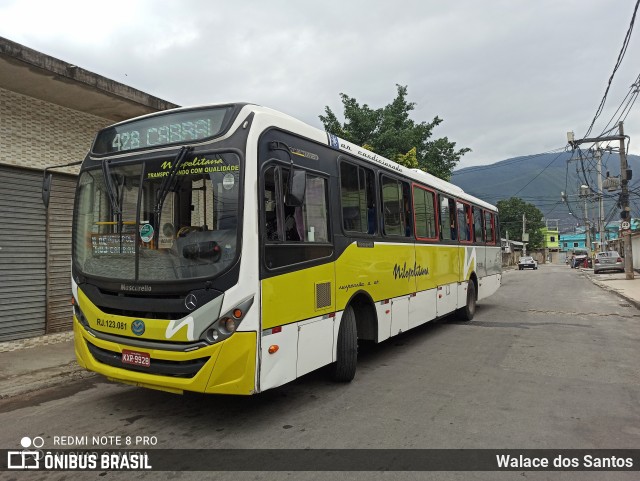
[73, 152, 241, 283]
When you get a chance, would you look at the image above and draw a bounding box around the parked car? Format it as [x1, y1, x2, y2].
[593, 251, 624, 274]
[569, 248, 590, 268]
[518, 256, 538, 270]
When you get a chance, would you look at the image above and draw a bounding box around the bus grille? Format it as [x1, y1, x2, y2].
[315, 282, 332, 309]
[85, 341, 209, 378]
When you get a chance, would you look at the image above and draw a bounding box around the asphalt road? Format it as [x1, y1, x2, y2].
[1, 265, 639, 480]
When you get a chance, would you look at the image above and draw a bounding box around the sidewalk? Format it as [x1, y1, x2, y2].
[580, 267, 640, 310]
[0, 331, 93, 400]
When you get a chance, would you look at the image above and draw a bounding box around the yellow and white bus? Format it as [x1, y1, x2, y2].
[55, 103, 501, 395]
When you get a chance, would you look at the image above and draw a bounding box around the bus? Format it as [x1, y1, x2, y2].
[43, 103, 501, 395]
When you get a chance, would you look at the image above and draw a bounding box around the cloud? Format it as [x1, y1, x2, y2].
[1, 0, 639, 167]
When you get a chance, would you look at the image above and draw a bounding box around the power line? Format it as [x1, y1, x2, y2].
[584, 0, 640, 138]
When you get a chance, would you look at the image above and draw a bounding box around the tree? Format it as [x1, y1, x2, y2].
[496, 197, 545, 249]
[319, 85, 470, 180]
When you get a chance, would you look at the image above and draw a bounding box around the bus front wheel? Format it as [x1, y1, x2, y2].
[332, 305, 358, 382]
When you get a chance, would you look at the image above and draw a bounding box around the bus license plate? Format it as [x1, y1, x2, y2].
[122, 350, 150, 368]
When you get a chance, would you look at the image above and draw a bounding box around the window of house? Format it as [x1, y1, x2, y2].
[574, 242, 579, 248]
[550, 236, 556, 242]
[413, 185, 437, 240]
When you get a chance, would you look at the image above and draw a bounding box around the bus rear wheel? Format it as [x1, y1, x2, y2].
[332, 305, 358, 382]
[457, 281, 476, 322]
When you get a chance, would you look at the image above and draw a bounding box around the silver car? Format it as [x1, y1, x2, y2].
[593, 251, 624, 274]
[518, 256, 538, 270]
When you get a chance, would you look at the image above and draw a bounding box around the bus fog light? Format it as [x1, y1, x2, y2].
[209, 329, 219, 341]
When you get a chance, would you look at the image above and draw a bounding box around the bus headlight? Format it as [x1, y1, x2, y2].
[220, 318, 237, 334]
[200, 296, 254, 345]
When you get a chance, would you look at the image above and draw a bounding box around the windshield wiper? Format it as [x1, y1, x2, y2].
[101, 159, 121, 216]
[154, 146, 194, 231]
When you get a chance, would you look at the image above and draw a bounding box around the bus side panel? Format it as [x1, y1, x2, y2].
[485, 246, 502, 276]
[390, 296, 410, 336]
[335, 242, 416, 310]
[478, 246, 502, 301]
[376, 302, 392, 343]
[297, 315, 335, 377]
[415, 244, 460, 318]
[259, 322, 298, 391]
[261, 263, 335, 330]
[477, 245, 488, 278]
[408, 288, 437, 329]
[478, 273, 502, 301]
[457, 246, 476, 309]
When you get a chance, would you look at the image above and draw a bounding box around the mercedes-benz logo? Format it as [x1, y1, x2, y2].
[185, 293, 198, 311]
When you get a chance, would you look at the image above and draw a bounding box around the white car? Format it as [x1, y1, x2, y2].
[518, 256, 538, 270]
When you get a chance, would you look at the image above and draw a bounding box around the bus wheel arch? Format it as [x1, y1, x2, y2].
[348, 291, 378, 342]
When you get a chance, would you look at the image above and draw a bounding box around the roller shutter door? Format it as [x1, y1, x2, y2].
[46, 173, 77, 333]
[0, 165, 46, 340]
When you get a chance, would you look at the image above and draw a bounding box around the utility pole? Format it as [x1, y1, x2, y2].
[595, 144, 606, 252]
[567, 124, 634, 279]
[619, 122, 634, 280]
[522, 213, 526, 256]
[580, 185, 591, 256]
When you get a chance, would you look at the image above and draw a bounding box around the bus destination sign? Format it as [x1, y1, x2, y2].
[92, 106, 233, 154]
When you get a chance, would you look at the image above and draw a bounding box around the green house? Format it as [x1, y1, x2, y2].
[541, 227, 560, 250]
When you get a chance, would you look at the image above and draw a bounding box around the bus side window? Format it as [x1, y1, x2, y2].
[403, 183, 412, 237]
[485, 211, 495, 244]
[340, 161, 376, 235]
[264, 166, 282, 241]
[440, 195, 456, 241]
[473, 207, 484, 242]
[381, 175, 407, 237]
[413, 185, 437, 239]
[456, 201, 472, 242]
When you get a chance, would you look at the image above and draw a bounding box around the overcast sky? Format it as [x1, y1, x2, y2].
[2, 0, 639, 169]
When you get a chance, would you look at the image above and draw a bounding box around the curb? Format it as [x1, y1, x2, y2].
[582, 270, 640, 311]
[0, 331, 73, 353]
[0, 331, 96, 401]
[0, 362, 95, 401]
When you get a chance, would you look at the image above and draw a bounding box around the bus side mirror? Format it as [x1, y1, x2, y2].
[42, 172, 53, 208]
[285, 169, 306, 207]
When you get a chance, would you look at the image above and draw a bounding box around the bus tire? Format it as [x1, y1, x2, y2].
[332, 305, 358, 382]
[458, 281, 476, 322]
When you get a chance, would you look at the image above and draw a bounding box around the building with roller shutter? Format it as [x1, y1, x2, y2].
[0, 37, 178, 341]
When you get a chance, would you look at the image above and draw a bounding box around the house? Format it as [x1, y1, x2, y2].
[0, 36, 178, 340]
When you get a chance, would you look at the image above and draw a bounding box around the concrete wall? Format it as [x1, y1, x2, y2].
[0, 86, 109, 174]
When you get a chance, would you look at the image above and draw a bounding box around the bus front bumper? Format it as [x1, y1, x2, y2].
[74, 317, 256, 395]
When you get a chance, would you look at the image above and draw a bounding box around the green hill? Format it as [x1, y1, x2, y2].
[451, 152, 640, 233]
